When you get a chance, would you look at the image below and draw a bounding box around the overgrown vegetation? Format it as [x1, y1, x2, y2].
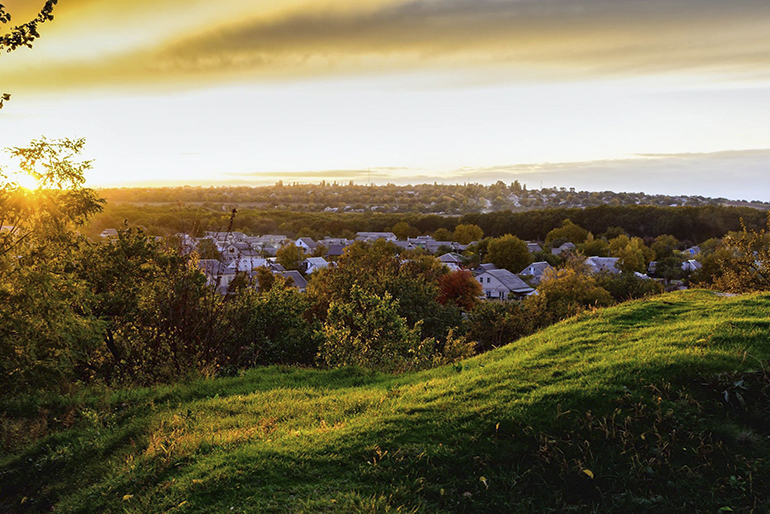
[2, 291, 769, 512]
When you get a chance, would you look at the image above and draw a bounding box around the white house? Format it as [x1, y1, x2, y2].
[476, 269, 534, 300]
[584, 256, 621, 274]
[303, 257, 330, 274]
[296, 237, 319, 253]
[356, 232, 397, 242]
[519, 261, 553, 284]
[682, 259, 703, 273]
[438, 252, 465, 272]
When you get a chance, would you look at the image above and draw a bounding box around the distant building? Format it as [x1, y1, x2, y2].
[519, 261, 553, 284]
[356, 232, 397, 242]
[296, 237, 318, 253]
[476, 269, 534, 300]
[551, 242, 576, 256]
[100, 228, 118, 238]
[584, 256, 621, 274]
[526, 242, 543, 253]
[302, 257, 330, 274]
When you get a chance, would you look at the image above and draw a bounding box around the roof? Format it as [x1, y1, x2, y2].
[325, 244, 346, 257]
[521, 261, 552, 275]
[276, 270, 308, 290]
[438, 253, 465, 264]
[481, 269, 534, 293]
[100, 228, 118, 237]
[226, 257, 268, 271]
[297, 237, 318, 249]
[304, 257, 329, 267]
[584, 256, 620, 273]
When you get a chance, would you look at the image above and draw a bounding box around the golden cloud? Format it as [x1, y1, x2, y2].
[3, 0, 770, 90]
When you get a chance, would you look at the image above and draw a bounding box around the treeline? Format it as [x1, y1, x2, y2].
[88, 202, 768, 245]
[97, 183, 766, 215]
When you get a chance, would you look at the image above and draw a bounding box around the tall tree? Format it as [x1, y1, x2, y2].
[485, 234, 532, 273]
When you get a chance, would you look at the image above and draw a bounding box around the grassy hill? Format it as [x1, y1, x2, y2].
[2, 290, 769, 513]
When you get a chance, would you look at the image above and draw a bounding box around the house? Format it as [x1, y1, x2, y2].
[302, 257, 330, 274]
[295, 237, 318, 253]
[551, 242, 576, 256]
[682, 259, 703, 273]
[275, 270, 308, 292]
[584, 256, 621, 274]
[252, 234, 289, 247]
[438, 253, 465, 272]
[526, 242, 543, 253]
[205, 231, 246, 243]
[518, 261, 553, 284]
[684, 246, 701, 257]
[226, 257, 269, 272]
[356, 232, 397, 242]
[319, 238, 353, 247]
[476, 262, 498, 273]
[197, 259, 237, 292]
[476, 269, 534, 300]
[100, 228, 118, 238]
[325, 244, 346, 259]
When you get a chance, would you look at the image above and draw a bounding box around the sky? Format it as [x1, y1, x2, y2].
[1, 0, 769, 200]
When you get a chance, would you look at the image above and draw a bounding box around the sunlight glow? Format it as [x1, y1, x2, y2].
[13, 173, 39, 191]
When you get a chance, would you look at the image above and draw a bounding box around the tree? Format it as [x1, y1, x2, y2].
[391, 221, 419, 240]
[578, 233, 609, 257]
[651, 234, 679, 260]
[709, 214, 770, 292]
[437, 270, 482, 310]
[453, 223, 484, 245]
[485, 234, 532, 273]
[0, 137, 105, 393]
[276, 242, 304, 270]
[1, 1, 60, 109]
[545, 219, 589, 248]
[528, 267, 614, 326]
[433, 227, 453, 241]
[609, 235, 654, 274]
[318, 285, 432, 373]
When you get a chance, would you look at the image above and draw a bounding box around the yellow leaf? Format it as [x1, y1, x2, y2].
[440, 488, 445, 496]
[20, 497, 28, 504]
[123, 494, 134, 501]
[582, 469, 594, 479]
[178, 501, 188, 507]
[641, 434, 646, 440]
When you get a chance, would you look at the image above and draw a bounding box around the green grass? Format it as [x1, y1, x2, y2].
[2, 290, 770, 513]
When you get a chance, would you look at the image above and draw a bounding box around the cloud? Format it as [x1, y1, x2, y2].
[4, 0, 770, 90]
[442, 149, 770, 200]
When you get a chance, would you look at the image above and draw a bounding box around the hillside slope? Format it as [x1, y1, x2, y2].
[2, 290, 769, 513]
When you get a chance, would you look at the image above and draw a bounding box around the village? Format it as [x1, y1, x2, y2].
[96, 227, 706, 299]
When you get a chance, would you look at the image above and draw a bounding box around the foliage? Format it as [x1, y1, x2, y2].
[545, 219, 589, 248]
[276, 242, 304, 270]
[437, 270, 482, 310]
[485, 234, 532, 273]
[709, 214, 770, 292]
[529, 267, 615, 326]
[594, 272, 664, 302]
[4, 292, 770, 513]
[651, 234, 680, 260]
[608, 235, 654, 273]
[465, 300, 535, 353]
[452, 223, 483, 244]
[318, 285, 433, 372]
[308, 240, 459, 342]
[577, 233, 610, 257]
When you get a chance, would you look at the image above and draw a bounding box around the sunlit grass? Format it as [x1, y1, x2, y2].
[2, 290, 769, 512]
